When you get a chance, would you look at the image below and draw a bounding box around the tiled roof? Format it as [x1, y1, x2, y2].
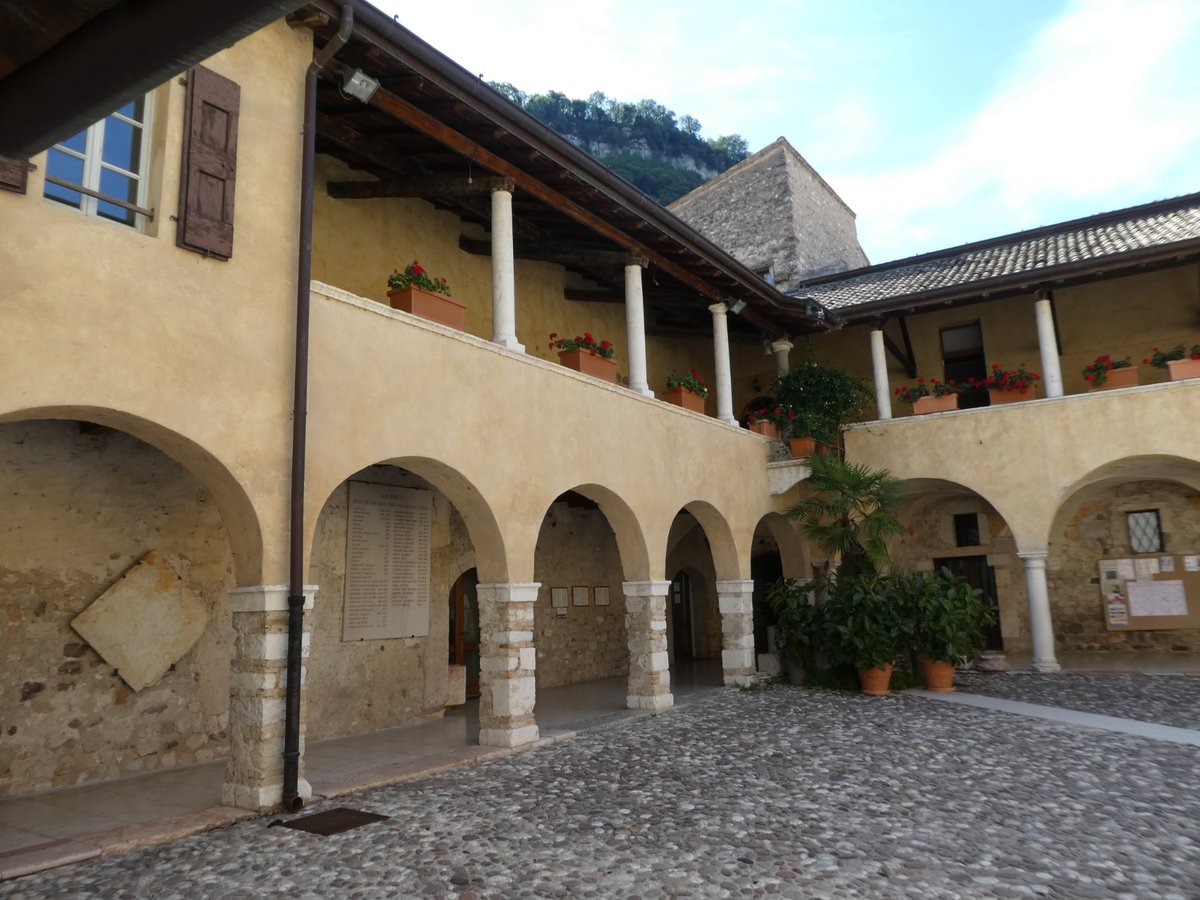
[787, 192, 1200, 315]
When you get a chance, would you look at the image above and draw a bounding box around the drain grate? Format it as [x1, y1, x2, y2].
[277, 807, 391, 836]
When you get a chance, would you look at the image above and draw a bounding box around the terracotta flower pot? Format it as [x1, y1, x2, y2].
[1089, 366, 1139, 391]
[387, 286, 466, 330]
[988, 388, 1032, 405]
[913, 394, 958, 415]
[919, 658, 957, 692]
[857, 663, 894, 696]
[788, 436, 818, 458]
[665, 389, 705, 412]
[557, 348, 617, 382]
[749, 420, 780, 440]
[1167, 358, 1200, 381]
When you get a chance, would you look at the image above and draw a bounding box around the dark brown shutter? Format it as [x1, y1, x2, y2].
[177, 66, 240, 259]
[0, 155, 28, 194]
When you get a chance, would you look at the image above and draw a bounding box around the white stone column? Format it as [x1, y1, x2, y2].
[716, 579, 757, 686]
[477, 582, 540, 746]
[709, 302, 737, 425]
[1035, 296, 1064, 399]
[624, 261, 654, 397]
[870, 328, 893, 420]
[223, 584, 317, 811]
[1018, 552, 1061, 673]
[770, 338, 793, 378]
[623, 580, 673, 710]
[490, 183, 523, 352]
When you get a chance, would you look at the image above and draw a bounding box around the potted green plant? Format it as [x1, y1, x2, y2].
[895, 378, 960, 415]
[899, 568, 993, 691]
[548, 331, 617, 382]
[386, 260, 465, 329]
[773, 361, 870, 452]
[746, 404, 786, 440]
[972, 363, 1040, 405]
[1144, 344, 1200, 382]
[664, 368, 709, 412]
[1082, 354, 1137, 390]
[824, 573, 913, 695]
[765, 578, 828, 684]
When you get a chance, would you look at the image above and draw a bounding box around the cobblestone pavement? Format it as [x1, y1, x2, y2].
[4, 682, 1199, 899]
[956, 672, 1200, 729]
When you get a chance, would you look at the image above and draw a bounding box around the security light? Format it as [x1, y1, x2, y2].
[728, 298, 747, 314]
[342, 68, 380, 103]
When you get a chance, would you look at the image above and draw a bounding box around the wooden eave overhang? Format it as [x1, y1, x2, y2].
[0, 0, 306, 157]
[300, 0, 832, 339]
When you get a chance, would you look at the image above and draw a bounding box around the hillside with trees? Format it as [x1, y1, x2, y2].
[491, 84, 749, 204]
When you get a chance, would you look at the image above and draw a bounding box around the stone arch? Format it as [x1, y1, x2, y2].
[308, 455, 508, 584]
[678, 500, 741, 581]
[543, 482, 651, 583]
[752, 513, 806, 580]
[0, 405, 263, 585]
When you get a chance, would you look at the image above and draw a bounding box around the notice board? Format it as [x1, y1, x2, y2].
[1098, 553, 1200, 631]
[343, 482, 432, 641]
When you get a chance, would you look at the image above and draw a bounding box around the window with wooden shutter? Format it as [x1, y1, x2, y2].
[0, 155, 28, 194]
[177, 65, 240, 259]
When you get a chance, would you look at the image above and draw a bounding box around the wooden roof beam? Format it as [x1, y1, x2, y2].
[328, 173, 512, 199]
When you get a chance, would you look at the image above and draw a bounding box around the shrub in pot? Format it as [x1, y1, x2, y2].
[824, 573, 913, 695]
[900, 568, 994, 691]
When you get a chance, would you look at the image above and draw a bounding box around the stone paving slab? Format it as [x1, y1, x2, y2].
[3, 682, 1197, 899]
[956, 672, 1200, 729]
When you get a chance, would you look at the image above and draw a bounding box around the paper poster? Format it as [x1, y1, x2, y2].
[551, 587, 569, 609]
[1159, 556, 1175, 573]
[594, 586, 611, 606]
[572, 586, 590, 606]
[1127, 580, 1187, 617]
[1106, 596, 1128, 627]
[1184, 555, 1200, 573]
[1115, 559, 1136, 581]
[1133, 557, 1160, 582]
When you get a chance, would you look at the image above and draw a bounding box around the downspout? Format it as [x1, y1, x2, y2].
[282, 2, 353, 813]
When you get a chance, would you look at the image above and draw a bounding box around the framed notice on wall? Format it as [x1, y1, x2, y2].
[342, 482, 432, 641]
[572, 586, 590, 606]
[1098, 554, 1200, 632]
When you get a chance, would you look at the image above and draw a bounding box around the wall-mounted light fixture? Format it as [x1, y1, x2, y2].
[341, 67, 380, 103]
[728, 298, 747, 315]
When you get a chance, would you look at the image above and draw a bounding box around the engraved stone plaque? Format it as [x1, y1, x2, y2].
[343, 482, 432, 641]
[71, 550, 208, 691]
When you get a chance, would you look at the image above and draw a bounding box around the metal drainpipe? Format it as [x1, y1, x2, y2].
[282, 3, 353, 813]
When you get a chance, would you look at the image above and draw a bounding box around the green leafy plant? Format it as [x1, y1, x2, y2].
[972, 363, 1040, 394]
[894, 378, 959, 403]
[666, 368, 709, 397]
[766, 578, 828, 671]
[548, 331, 615, 359]
[773, 362, 870, 446]
[897, 568, 994, 663]
[786, 453, 906, 579]
[387, 260, 451, 296]
[1144, 344, 1200, 368]
[1081, 354, 1131, 387]
[823, 573, 914, 671]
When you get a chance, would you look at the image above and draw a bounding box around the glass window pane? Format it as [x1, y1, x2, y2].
[44, 180, 83, 209]
[114, 97, 145, 123]
[59, 129, 87, 154]
[942, 324, 983, 355]
[97, 169, 136, 224]
[101, 117, 140, 172]
[1127, 511, 1162, 554]
[45, 149, 84, 208]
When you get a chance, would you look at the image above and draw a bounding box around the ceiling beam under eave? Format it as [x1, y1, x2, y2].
[362, 83, 730, 305]
[459, 236, 630, 270]
[328, 174, 512, 199]
[0, 0, 305, 157]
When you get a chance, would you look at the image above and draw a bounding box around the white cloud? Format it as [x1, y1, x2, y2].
[837, 0, 1200, 261]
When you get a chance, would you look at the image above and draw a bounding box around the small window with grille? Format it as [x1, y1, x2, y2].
[953, 513, 981, 547]
[1127, 510, 1163, 554]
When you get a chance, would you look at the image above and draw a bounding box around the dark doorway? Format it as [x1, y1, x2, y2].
[751, 552, 784, 655]
[934, 555, 1003, 650]
[448, 568, 481, 697]
[941, 322, 989, 409]
[670, 571, 694, 660]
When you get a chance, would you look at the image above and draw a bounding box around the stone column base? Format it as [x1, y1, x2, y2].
[624, 580, 674, 711]
[478, 582, 540, 748]
[717, 579, 756, 686]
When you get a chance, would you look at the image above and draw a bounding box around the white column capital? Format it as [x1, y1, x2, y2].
[708, 301, 729, 316]
[622, 579, 671, 597]
[770, 338, 793, 354]
[477, 582, 541, 603]
[229, 584, 318, 613]
[1018, 551, 1049, 565]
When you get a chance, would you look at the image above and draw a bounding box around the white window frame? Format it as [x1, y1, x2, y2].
[44, 93, 154, 229]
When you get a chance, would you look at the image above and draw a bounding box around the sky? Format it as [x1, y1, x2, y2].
[376, 0, 1200, 264]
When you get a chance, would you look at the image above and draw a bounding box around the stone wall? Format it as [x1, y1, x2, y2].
[889, 492, 1030, 654]
[532, 502, 628, 688]
[669, 138, 868, 292]
[0, 421, 234, 799]
[304, 466, 469, 742]
[1050, 480, 1200, 653]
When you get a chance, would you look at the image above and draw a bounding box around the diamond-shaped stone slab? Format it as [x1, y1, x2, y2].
[71, 550, 208, 691]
